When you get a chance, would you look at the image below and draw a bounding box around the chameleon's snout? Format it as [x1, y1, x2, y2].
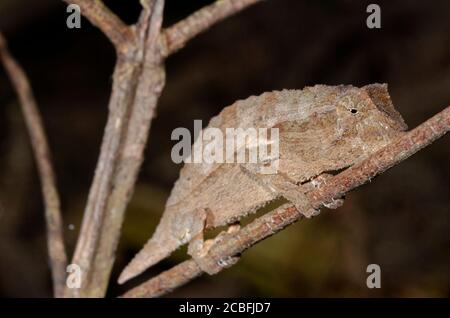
[363, 83, 408, 131]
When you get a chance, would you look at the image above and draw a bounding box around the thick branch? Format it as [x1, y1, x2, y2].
[88, 0, 166, 296]
[161, 0, 263, 56]
[67, 0, 166, 298]
[64, 0, 264, 297]
[62, 0, 133, 50]
[122, 105, 450, 298]
[0, 33, 67, 298]
[66, 58, 142, 298]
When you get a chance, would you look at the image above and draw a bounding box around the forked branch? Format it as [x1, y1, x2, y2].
[0, 33, 67, 297]
[161, 0, 263, 56]
[62, 0, 133, 50]
[122, 105, 450, 297]
[81, 0, 167, 297]
[63, 0, 264, 297]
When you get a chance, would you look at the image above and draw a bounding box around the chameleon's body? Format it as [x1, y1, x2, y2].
[119, 84, 407, 283]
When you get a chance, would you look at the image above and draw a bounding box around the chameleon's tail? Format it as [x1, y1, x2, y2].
[118, 233, 179, 284]
[119, 205, 206, 284]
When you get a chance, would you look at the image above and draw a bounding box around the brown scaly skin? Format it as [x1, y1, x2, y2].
[119, 84, 407, 284]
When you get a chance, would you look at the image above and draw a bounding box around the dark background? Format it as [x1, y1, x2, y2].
[0, 0, 449, 297]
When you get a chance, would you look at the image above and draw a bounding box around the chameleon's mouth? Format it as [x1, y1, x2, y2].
[364, 83, 408, 132]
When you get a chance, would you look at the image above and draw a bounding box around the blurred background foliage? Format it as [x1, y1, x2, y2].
[0, 0, 449, 297]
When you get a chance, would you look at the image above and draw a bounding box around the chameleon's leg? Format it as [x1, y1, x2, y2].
[188, 213, 240, 275]
[227, 222, 241, 233]
[240, 164, 319, 218]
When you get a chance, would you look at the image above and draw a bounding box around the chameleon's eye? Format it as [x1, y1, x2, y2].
[338, 95, 360, 114]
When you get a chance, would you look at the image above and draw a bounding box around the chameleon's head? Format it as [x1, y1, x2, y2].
[334, 83, 407, 159]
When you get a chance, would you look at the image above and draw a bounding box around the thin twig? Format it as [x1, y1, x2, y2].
[0, 33, 67, 298]
[121, 105, 450, 297]
[62, 0, 133, 51]
[161, 0, 263, 56]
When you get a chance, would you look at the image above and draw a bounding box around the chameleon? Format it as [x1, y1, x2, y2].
[118, 84, 407, 284]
